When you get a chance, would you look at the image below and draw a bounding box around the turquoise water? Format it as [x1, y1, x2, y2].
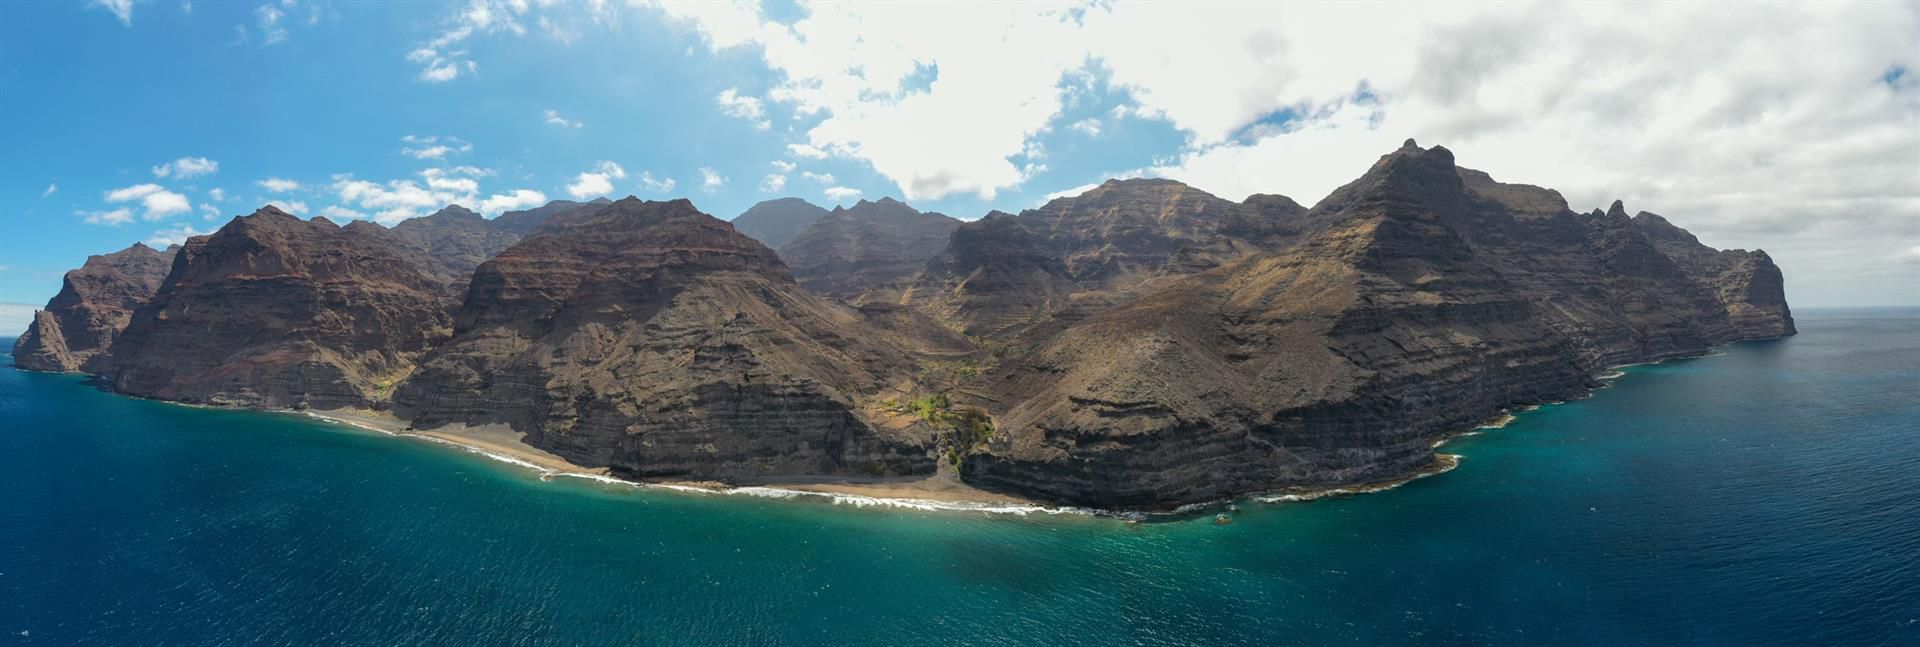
[2, 309, 1915, 645]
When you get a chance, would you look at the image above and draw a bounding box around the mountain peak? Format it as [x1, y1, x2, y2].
[1607, 199, 1629, 218]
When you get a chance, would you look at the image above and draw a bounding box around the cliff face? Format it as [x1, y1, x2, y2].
[389, 200, 604, 301]
[21, 141, 1794, 511]
[731, 197, 829, 249]
[777, 197, 962, 299]
[11, 243, 176, 372]
[392, 198, 937, 482]
[1633, 212, 1796, 338]
[102, 207, 453, 409]
[906, 178, 1289, 337]
[951, 141, 1795, 508]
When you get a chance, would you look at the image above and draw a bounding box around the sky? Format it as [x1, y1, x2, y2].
[1, 0, 1916, 332]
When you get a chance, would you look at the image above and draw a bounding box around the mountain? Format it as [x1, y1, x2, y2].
[777, 197, 962, 299]
[949, 140, 1795, 507]
[730, 197, 829, 249]
[392, 198, 938, 481]
[100, 207, 453, 409]
[904, 178, 1300, 337]
[389, 199, 602, 299]
[11, 243, 176, 372]
[14, 141, 1795, 510]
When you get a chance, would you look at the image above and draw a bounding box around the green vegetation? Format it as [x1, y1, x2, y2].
[888, 391, 996, 467]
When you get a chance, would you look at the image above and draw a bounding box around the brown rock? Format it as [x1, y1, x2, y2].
[11, 243, 175, 372]
[778, 197, 961, 299]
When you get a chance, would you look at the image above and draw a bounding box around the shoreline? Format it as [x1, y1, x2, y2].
[39, 341, 1733, 518]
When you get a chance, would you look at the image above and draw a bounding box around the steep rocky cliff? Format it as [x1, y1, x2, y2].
[778, 197, 962, 299]
[731, 197, 829, 249]
[951, 141, 1795, 508]
[11, 243, 175, 372]
[389, 199, 602, 300]
[1633, 211, 1796, 338]
[905, 178, 1289, 337]
[392, 198, 938, 482]
[102, 207, 452, 409]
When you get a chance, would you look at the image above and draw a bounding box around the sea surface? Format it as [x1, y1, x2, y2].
[1, 309, 1915, 645]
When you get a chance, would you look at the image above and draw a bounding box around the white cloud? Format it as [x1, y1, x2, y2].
[207, 187, 227, 202]
[543, 108, 583, 128]
[566, 161, 627, 199]
[255, 4, 289, 45]
[332, 171, 476, 225]
[787, 143, 828, 159]
[198, 203, 221, 220]
[770, 160, 796, 173]
[638, 172, 676, 193]
[716, 88, 771, 130]
[104, 183, 192, 220]
[82, 208, 135, 226]
[823, 186, 862, 202]
[800, 171, 835, 185]
[265, 199, 308, 215]
[759, 174, 786, 192]
[1068, 118, 1102, 137]
[319, 205, 366, 221]
[152, 156, 220, 179]
[1042, 182, 1101, 204]
[146, 223, 210, 247]
[477, 189, 548, 215]
[401, 135, 472, 160]
[257, 177, 302, 192]
[90, 0, 133, 26]
[42, 184, 56, 197]
[699, 167, 726, 193]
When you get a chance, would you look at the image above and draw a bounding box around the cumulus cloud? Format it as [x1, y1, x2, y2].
[771, 160, 796, 173]
[699, 167, 726, 193]
[759, 174, 786, 193]
[257, 177, 302, 192]
[800, 171, 835, 185]
[787, 143, 828, 159]
[331, 166, 511, 224]
[319, 205, 365, 221]
[265, 199, 308, 215]
[566, 161, 627, 199]
[401, 135, 472, 160]
[638, 171, 676, 193]
[477, 189, 548, 215]
[104, 183, 192, 220]
[146, 223, 210, 247]
[152, 156, 220, 179]
[89, 0, 133, 26]
[823, 186, 862, 202]
[207, 187, 227, 202]
[717, 88, 771, 130]
[543, 109, 582, 128]
[82, 208, 135, 226]
[1067, 118, 1102, 137]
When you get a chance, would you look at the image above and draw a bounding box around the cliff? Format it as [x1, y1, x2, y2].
[777, 197, 962, 299]
[100, 207, 453, 409]
[11, 243, 176, 372]
[18, 141, 1795, 511]
[392, 198, 938, 482]
[949, 140, 1795, 508]
[731, 197, 829, 249]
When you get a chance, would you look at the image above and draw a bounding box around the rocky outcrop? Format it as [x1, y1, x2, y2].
[393, 198, 937, 482]
[11, 243, 176, 372]
[905, 178, 1291, 337]
[388, 200, 600, 301]
[950, 141, 1795, 508]
[777, 197, 962, 299]
[731, 197, 829, 249]
[101, 207, 453, 409]
[1633, 211, 1796, 338]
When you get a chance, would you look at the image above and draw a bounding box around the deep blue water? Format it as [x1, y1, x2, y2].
[1, 309, 1915, 645]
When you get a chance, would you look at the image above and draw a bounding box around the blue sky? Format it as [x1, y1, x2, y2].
[1, 1, 1914, 324]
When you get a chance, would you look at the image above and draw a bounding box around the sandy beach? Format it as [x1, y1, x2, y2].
[305, 408, 1046, 511]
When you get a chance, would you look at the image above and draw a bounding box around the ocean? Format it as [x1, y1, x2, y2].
[1, 308, 1915, 645]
